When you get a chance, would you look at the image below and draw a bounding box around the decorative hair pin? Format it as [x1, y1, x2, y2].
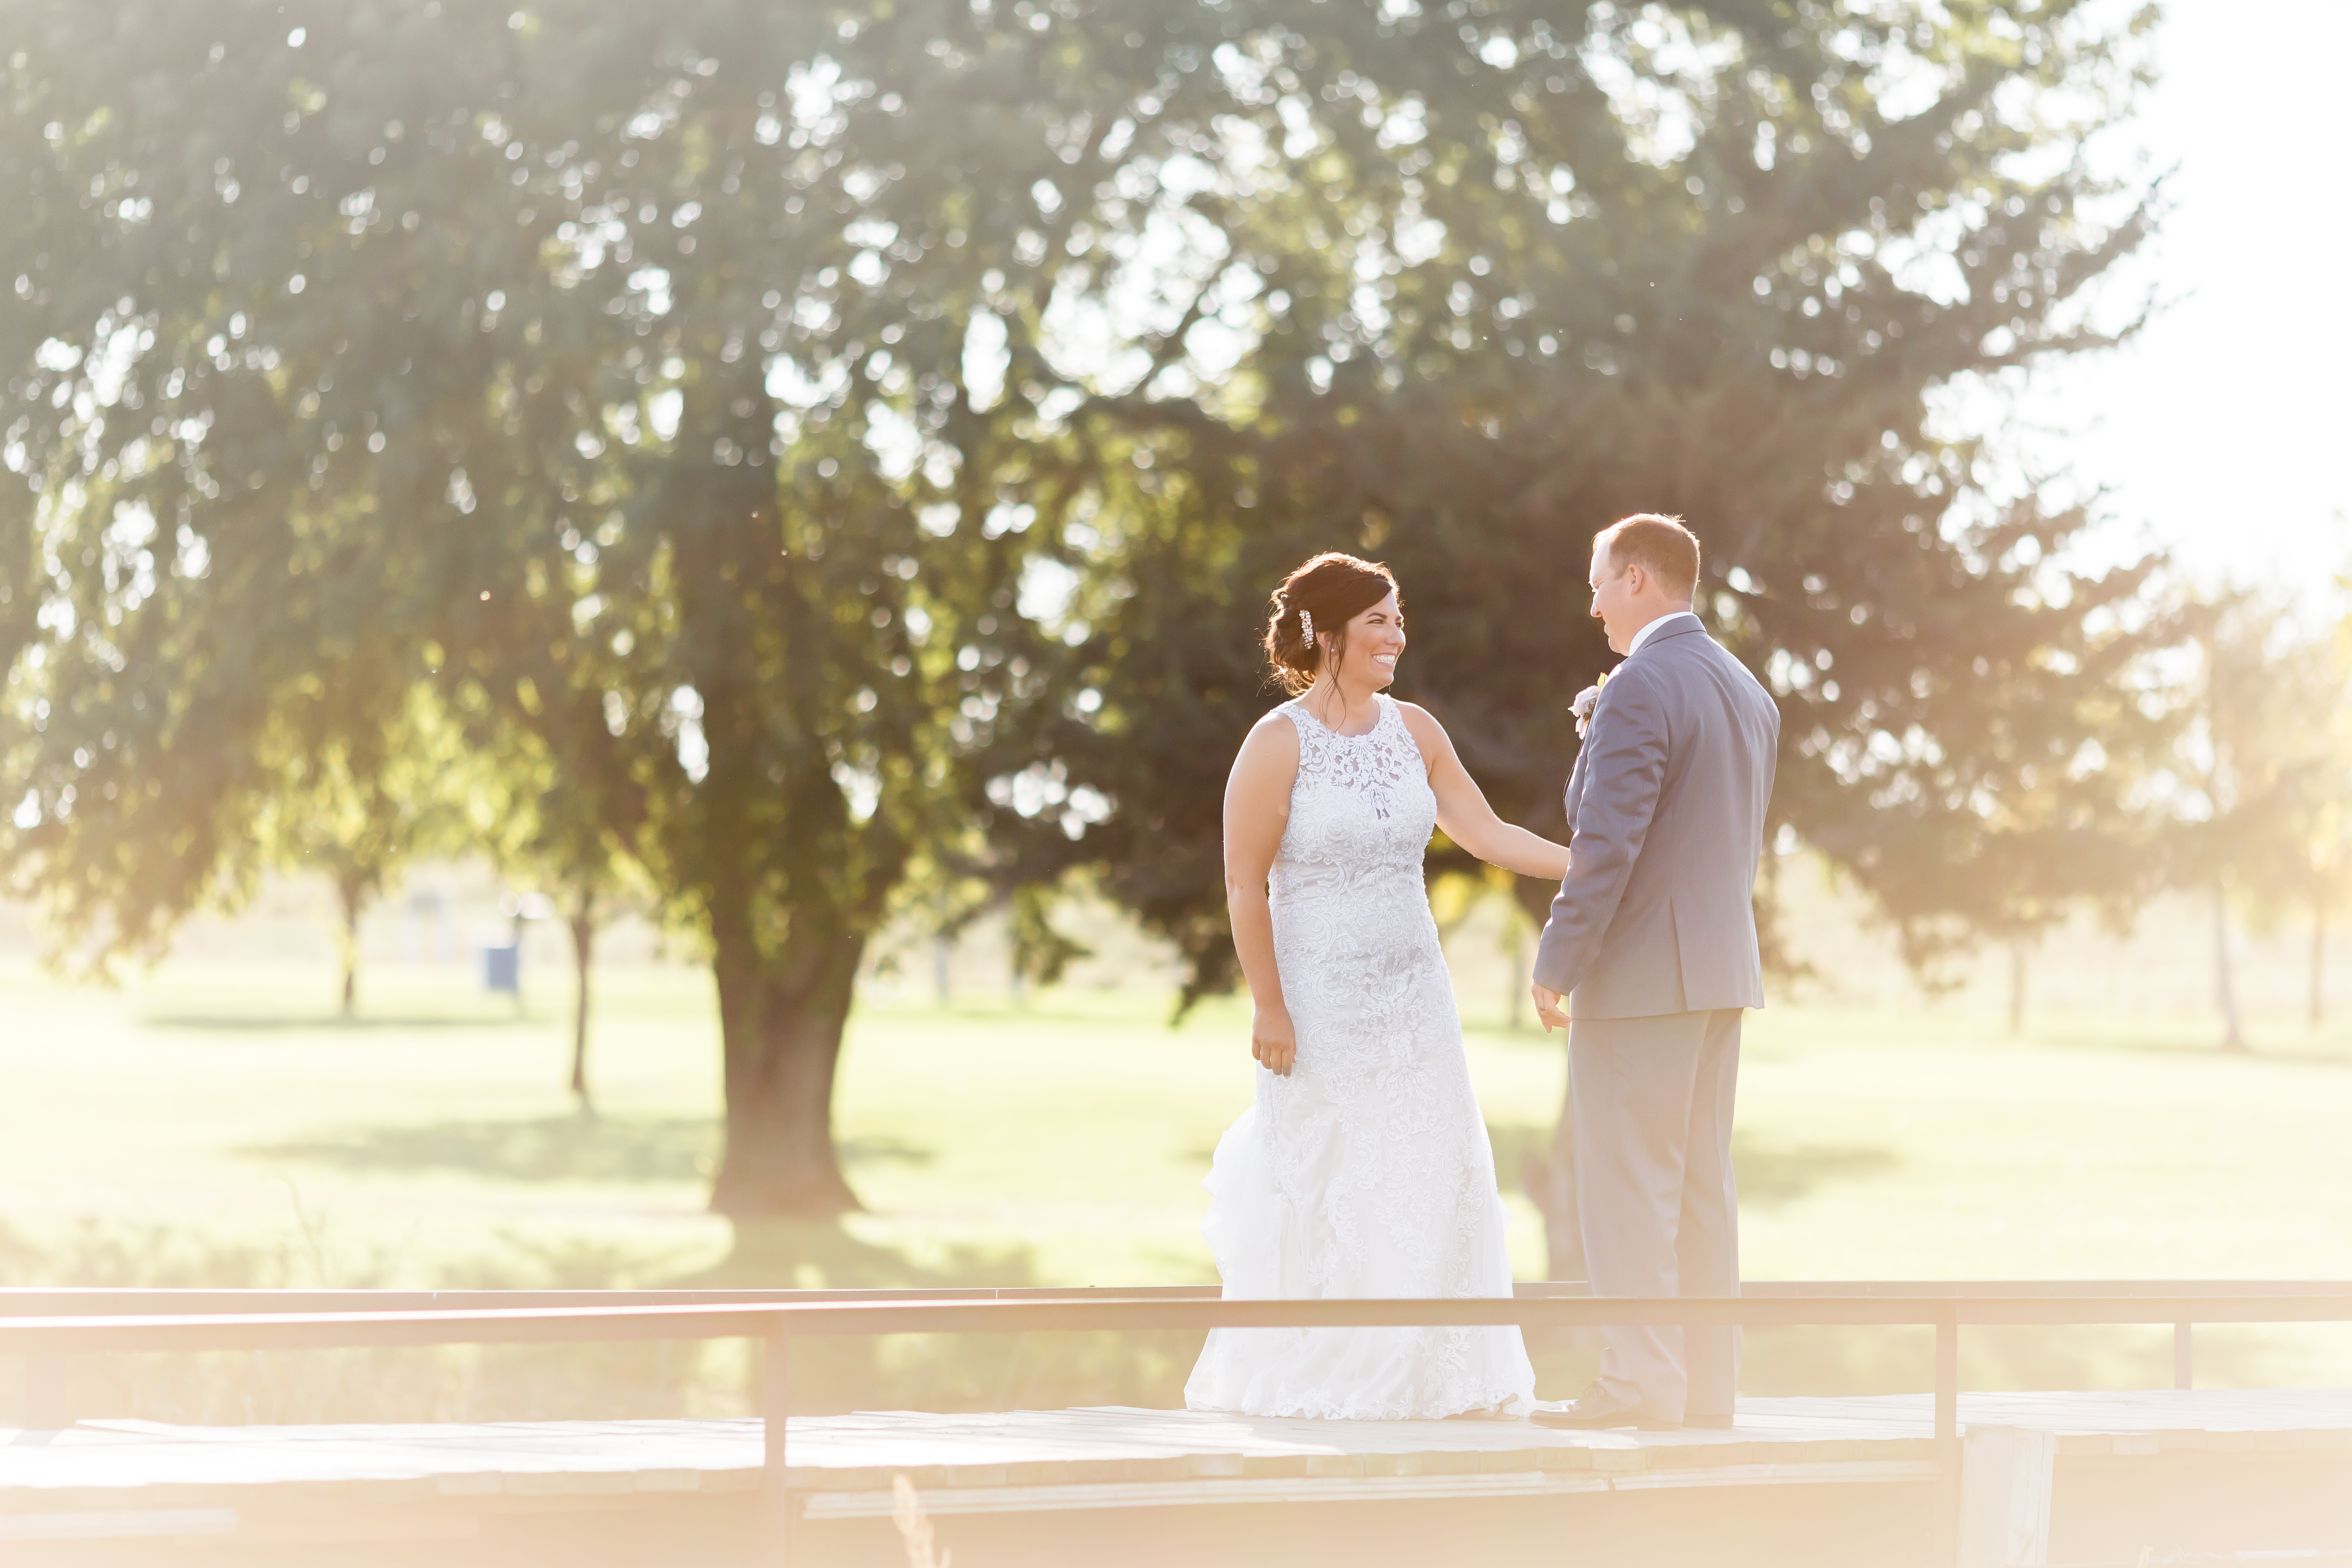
[1299, 609, 1315, 644]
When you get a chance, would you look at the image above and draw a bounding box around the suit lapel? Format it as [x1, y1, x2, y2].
[1566, 618, 1707, 829]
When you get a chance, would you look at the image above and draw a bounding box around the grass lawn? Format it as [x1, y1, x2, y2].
[4, 954, 2352, 1415]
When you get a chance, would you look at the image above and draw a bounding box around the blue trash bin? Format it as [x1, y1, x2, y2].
[482, 942, 521, 995]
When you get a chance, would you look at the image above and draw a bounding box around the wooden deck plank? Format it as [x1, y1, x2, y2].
[2, 1389, 2345, 1522]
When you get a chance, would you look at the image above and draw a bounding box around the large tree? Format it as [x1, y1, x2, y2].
[979, 0, 2170, 983]
[0, 0, 1167, 1213]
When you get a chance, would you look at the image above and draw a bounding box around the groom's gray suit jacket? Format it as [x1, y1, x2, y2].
[1532, 618, 1780, 1019]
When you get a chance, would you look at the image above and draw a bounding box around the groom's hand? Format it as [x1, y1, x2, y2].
[1530, 983, 1571, 1033]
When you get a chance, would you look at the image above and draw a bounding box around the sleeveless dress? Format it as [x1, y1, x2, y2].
[1183, 694, 1537, 1419]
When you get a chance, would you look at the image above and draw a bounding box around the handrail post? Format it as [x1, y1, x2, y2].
[1934, 1309, 1957, 1453]
[763, 1319, 793, 1565]
[27, 1353, 66, 1430]
[2174, 1322, 2193, 1390]
[1935, 1308, 1960, 1568]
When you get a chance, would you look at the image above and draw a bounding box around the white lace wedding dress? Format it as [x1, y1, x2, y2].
[1183, 694, 1537, 1420]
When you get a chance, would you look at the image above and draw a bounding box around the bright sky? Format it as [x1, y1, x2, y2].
[2029, 0, 2352, 589]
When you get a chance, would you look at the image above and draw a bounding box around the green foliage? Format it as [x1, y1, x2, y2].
[260, 683, 484, 1012]
[2155, 588, 2351, 924]
[2123, 584, 2352, 1044]
[0, 0, 1105, 1210]
[2158, 593, 2344, 905]
[969, 0, 2174, 996]
[2279, 581, 2352, 945]
[2300, 595, 2352, 938]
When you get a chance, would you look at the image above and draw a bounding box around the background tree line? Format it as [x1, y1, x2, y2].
[4, 0, 2345, 1230]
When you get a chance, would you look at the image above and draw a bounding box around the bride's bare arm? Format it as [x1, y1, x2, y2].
[1224, 713, 1303, 1075]
[1396, 703, 1571, 880]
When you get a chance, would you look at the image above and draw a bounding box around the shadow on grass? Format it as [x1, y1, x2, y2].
[240, 1116, 931, 1186]
[1732, 1133, 1900, 1208]
[700, 1217, 1037, 1293]
[1485, 1122, 1899, 1215]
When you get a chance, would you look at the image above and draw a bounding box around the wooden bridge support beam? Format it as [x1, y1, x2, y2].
[763, 1326, 795, 1566]
[1957, 1424, 2058, 1568]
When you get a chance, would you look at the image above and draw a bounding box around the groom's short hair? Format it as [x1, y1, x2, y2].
[1596, 513, 1700, 599]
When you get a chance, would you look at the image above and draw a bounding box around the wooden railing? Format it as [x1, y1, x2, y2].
[7, 1283, 2352, 1561]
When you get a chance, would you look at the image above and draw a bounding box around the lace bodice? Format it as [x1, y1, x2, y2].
[1269, 695, 1437, 895]
[1185, 692, 1535, 1421]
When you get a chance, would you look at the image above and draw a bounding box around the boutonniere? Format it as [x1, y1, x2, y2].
[1571, 669, 1609, 738]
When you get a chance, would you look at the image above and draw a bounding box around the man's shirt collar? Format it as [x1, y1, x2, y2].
[1626, 609, 1701, 658]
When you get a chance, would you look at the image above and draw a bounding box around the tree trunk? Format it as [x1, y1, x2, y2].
[2006, 940, 2028, 1037]
[335, 873, 367, 1019]
[668, 360, 886, 1220]
[568, 900, 596, 1118]
[707, 923, 866, 1218]
[2313, 909, 2327, 1030]
[931, 934, 952, 1006]
[2214, 883, 2247, 1052]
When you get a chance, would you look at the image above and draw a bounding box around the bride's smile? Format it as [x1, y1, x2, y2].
[1305, 592, 1407, 727]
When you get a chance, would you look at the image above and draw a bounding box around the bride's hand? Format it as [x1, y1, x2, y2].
[1251, 1007, 1298, 1076]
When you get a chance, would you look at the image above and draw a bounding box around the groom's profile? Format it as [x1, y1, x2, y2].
[1528, 513, 1780, 1432]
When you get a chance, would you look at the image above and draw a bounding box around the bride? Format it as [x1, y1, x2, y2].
[1184, 552, 1572, 1420]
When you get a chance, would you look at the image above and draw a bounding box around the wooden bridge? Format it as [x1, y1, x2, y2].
[6, 1284, 2351, 1567]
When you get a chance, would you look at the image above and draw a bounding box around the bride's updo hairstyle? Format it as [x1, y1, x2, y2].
[1264, 552, 1400, 696]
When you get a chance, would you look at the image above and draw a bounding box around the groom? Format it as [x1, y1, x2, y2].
[1527, 513, 1780, 1432]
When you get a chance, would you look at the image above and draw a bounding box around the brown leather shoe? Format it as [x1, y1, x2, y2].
[1528, 1385, 1679, 1432]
